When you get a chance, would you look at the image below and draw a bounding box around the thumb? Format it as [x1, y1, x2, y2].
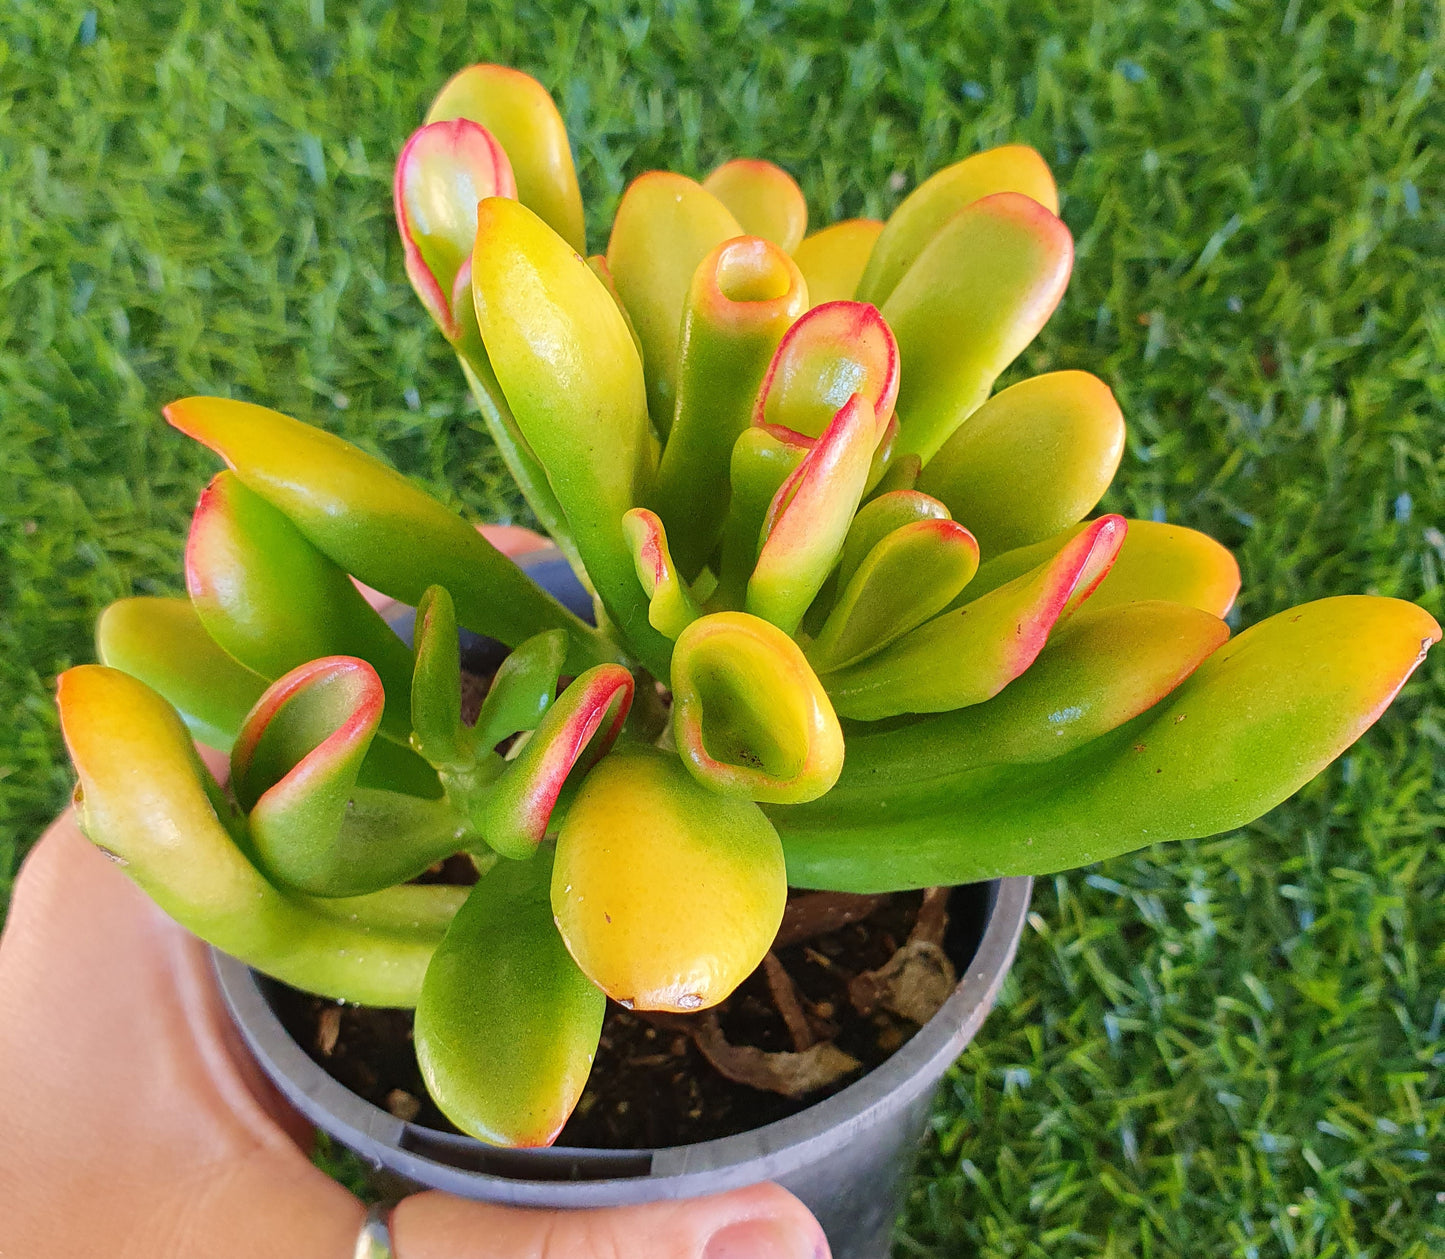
[390, 1182, 829, 1259]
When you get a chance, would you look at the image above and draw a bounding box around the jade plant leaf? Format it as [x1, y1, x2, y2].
[791, 219, 884, 307]
[478, 663, 635, 860]
[856, 144, 1059, 307]
[777, 596, 1441, 891]
[409, 585, 468, 770]
[824, 515, 1126, 718]
[394, 117, 516, 340]
[754, 300, 899, 441]
[714, 424, 811, 609]
[882, 191, 1074, 462]
[233, 656, 469, 897]
[472, 628, 569, 752]
[623, 509, 703, 640]
[702, 158, 809, 251]
[56, 665, 442, 1006]
[604, 171, 743, 428]
[186, 471, 417, 741]
[918, 371, 1126, 555]
[96, 596, 266, 752]
[809, 518, 981, 672]
[810, 599, 1230, 819]
[968, 518, 1242, 617]
[425, 63, 586, 253]
[165, 396, 609, 674]
[833, 489, 952, 592]
[651, 236, 808, 577]
[471, 196, 670, 677]
[416, 845, 605, 1147]
[671, 611, 844, 803]
[747, 393, 878, 635]
[552, 744, 787, 1011]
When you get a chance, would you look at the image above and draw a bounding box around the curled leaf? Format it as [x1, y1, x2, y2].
[651, 236, 808, 576]
[623, 509, 703, 640]
[824, 515, 1126, 718]
[56, 666, 440, 1006]
[605, 171, 743, 428]
[809, 518, 981, 672]
[394, 118, 516, 339]
[164, 396, 608, 673]
[671, 611, 843, 804]
[185, 472, 416, 740]
[478, 663, 634, 859]
[426, 63, 586, 252]
[747, 393, 877, 635]
[754, 300, 899, 441]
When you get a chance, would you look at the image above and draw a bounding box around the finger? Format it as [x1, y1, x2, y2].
[390, 1182, 829, 1259]
[0, 818, 363, 1258]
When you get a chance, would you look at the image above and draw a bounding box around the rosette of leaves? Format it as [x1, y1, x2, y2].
[58, 64, 1439, 1147]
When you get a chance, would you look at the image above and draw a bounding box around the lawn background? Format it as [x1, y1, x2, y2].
[1, 1, 1441, 1253]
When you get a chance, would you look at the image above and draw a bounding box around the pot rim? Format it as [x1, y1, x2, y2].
[213, 874, 1031, 1207]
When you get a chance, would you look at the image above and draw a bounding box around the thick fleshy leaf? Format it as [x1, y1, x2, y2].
[478, 664, 634, 859]
[777, 596, 1441, 890]
[585, 254, 646, 362]
[857, 145, 1059, 306]
[56, 666, 441, 1006]
[702, 159, 808, 252]
[792, 219, 884, 307]
[714, 424, 811, 609]
[234, 657, 468, 897]
[472, 628, 568, 751]
[754, 300, 899, 441]
[394, 118, 516, 340]
[868, 451, 922, 497]
[302, 883, 468, 939]
[824, 515, 1126, 718]
[96, 596, 266, 752]
[810, 599, 1230, 820]
[883, 192, 1074, 462]
[416, 846, 604, 1146]
[918, 371, 1126, 555]
[650, 237, 808, 577]
[471, 197, 669, 676]
[810, 519, 981, 672]
[671, 612, 843, 803]
[165, 397, 609, 673]
[834, 490, 952, 593]
[425, 63, 586, 252]
[410, 585, 467, 770]
[968, 518, 1241, 617]
[552, 745, 787, 1011]
[623, 509, 703, 640]
[185, 472, 416, 740]
[747, 395, 878, 634]
[604, 172, 743, 429]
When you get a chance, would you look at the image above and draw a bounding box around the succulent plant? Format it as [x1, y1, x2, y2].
[57, 63, 1439, 1149]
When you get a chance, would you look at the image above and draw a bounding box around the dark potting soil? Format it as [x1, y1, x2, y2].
[268, 881, 990, 1149]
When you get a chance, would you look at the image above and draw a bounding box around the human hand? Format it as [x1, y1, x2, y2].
[0, 525, 828, 1259]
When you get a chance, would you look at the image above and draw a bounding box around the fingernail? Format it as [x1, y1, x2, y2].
[703, 1217, 830, 1259]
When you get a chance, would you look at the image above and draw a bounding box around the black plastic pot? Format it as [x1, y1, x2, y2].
[215, 876, 1029, 1258]
[214, 548, 1035, 1257]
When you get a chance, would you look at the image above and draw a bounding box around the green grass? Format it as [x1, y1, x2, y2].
[1, 0, 1441, 1253]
